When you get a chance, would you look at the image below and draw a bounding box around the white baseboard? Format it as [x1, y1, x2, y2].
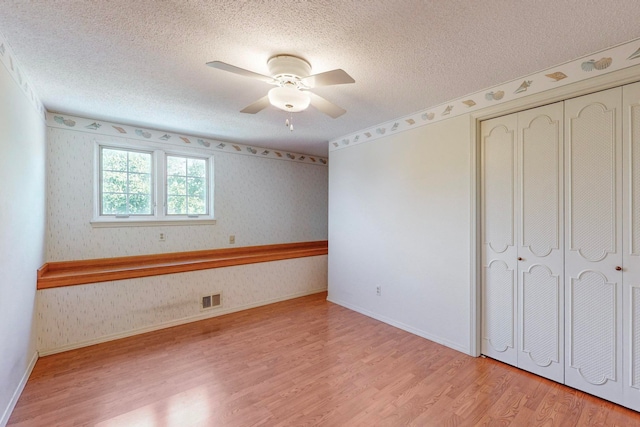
[326, 295, 471, 356]
[0, 351, 38, 427]
[39, 288, 327, 356]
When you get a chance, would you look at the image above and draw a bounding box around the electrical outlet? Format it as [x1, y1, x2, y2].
[229, 235, 235, 244]
[159, 232, 166, 241]
[376, 286, 381, 296]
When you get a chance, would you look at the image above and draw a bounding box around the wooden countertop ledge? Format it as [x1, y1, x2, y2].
[37, 240, 328, 290]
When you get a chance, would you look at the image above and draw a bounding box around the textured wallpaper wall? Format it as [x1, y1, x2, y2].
[40, 124, 328, 354]
[38, 256, 327, 354]
[46, 127, 328, 261]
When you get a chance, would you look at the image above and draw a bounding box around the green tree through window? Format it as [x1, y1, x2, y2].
[101, 148, 152, 215]
[166, 155, 207, 215]
[96, 144, 213, 223]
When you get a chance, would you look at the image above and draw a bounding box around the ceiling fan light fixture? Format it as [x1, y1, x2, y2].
[208, 54, 353, 119]
[267, 86, 310, 113]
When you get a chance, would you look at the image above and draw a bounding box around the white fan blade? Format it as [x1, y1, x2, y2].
[302, 69, 354, 88]
[308, 92, 346, 118]
[207, 61, 277, 85]
[240, 96, 270, 114]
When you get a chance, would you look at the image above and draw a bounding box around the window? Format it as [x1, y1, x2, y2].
[100, 147, 153, 216]
[166, 155, 208, 216]
[94, 142, 215, 226]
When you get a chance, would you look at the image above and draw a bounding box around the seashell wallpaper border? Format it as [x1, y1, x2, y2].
[330, 37, 640, 152]
[46, 112, 328, 166]
[0, 30, 46, 119]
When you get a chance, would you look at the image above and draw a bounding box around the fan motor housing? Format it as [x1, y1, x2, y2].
[267, 55, 311, 82]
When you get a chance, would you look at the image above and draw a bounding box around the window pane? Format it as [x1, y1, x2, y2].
[100, 147, 152, 216]
[167, 176, 186, 196]
[187, 177, 205, 198]
[167, 156, 186, 176]
[102, 193, 127, 215]
[167, 195, 187, 215]
[102, 149, 127, 172]
[128, 194, 151, 214]
[188, 196, 206, 215]
[187, 158, 206, 178]
[129, 172, 151, 194]
[129, 152, 151, 173]
[102, 171, 127, 193]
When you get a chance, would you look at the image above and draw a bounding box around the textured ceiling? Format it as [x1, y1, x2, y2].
[1, 1, 640, 157]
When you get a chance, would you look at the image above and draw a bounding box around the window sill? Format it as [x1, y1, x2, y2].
[91, 218, 217, 228]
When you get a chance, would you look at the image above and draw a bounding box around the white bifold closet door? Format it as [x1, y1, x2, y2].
[564, 87, 623, 403]
[481, 102, 565, 383]
[483, 84, 640, 410]
[481, 113, 518, 367]
[623, 81, 640, 412]
[516, 103, 565, 383]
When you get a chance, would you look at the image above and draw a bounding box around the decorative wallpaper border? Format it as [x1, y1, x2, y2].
[330, 37, 640, 151]
[0, 30, 46, 118]
[47, 113, 328, 166]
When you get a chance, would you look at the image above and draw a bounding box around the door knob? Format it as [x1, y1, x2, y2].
[616, 266, 622, 271]
[517, 257, 523, 261]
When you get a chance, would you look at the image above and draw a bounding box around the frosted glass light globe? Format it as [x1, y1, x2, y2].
[268, 86, 310, 112]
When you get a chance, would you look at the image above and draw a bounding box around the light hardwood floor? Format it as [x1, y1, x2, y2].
[9, 292, 640, 426]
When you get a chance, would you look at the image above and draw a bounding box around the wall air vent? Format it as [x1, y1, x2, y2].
[201, 293, 222, 311]
[202, 295, 212, 309]
[211, 293, 221, 307]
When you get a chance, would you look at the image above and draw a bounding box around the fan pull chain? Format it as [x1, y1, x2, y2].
[285, 113, 294, 131]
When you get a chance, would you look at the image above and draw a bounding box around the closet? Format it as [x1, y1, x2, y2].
[481, 83, 640, 411]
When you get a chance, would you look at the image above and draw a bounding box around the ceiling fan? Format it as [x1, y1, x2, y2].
[206, 55, 355, 120]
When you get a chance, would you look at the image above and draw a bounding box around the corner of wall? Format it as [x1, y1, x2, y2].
[0, 351, 37, 427]
[0, 31, 46, 426]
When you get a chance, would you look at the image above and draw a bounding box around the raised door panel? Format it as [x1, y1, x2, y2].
[517, 102, 564, 383]
[483, 117, 517, 255]
[520, 265, 561, 376]
[564, 87, 623, 403]
[569, 270, 617, 384]
[622, 81, 640, 411]
[481, 114, 518, 366]
[625, 285, 640, 411]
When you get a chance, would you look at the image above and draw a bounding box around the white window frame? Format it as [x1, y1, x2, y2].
[92, 140, 216, 227]
[165, 153, 211, 217]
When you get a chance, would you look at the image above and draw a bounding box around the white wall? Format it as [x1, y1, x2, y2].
[0, 57, 46, 423]
[328, 115, 473, 354]
[38, 124, 328, 354]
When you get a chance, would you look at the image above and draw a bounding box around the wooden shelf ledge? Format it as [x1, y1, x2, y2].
[37, 240, 328, 290]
